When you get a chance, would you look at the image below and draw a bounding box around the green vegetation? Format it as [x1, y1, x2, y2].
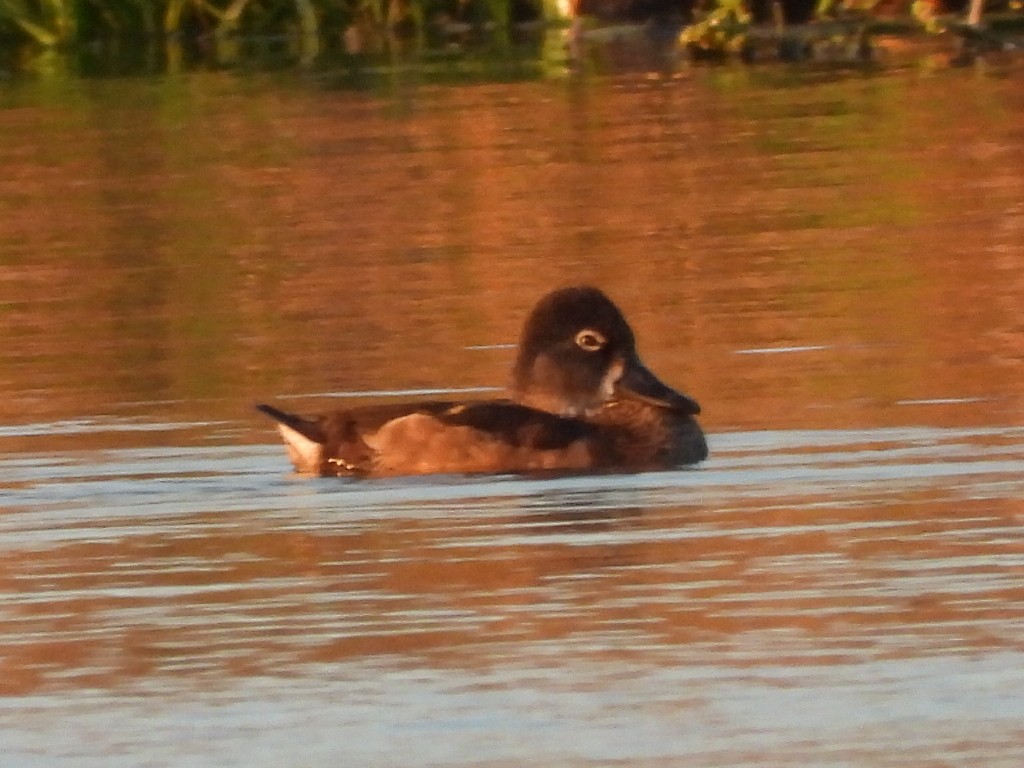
[0, 0, 530, 50]
[680, 0, 751, 58]
[1, 0, 1021, 68]
[682, 0, 1023, 62]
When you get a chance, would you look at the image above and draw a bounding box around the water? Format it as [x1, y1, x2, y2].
[2, 40, 1024, 766]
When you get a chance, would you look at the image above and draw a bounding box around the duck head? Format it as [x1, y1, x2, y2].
[510, 286, 701, 417]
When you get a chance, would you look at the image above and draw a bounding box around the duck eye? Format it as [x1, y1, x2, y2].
[575, 329, 606, 352]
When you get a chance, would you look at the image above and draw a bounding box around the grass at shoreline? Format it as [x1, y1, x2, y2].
[1, 0, 1020, 75]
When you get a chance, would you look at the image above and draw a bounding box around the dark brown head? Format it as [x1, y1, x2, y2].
[510, 286, 701, 417]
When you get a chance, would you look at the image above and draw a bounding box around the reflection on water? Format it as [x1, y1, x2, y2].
[2, 422, 1024, 766]
[1, 50, 1023, 767]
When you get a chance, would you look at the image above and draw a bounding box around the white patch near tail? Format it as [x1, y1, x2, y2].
[275, 423, 324, 475]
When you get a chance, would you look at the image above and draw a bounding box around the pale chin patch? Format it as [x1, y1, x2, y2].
[513, 354, 626, 417]
[565, 358, 624, 417]
[559, 358, 624, 417]
[599, 358, 625, 402]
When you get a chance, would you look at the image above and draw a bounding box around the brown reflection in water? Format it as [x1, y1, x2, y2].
[2, 68, 1023, 701]
[2, 490, 1022, 693]
[0, 70, 1022, 436]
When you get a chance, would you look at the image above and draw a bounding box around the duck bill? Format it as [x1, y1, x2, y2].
[616, 357, 701, 415]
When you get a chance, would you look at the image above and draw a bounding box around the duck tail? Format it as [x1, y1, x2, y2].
[255, 403, 325, 474]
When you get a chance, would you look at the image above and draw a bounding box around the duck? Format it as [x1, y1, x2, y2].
[256, 286, 707, 477]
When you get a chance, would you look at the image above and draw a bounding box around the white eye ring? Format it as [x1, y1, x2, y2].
[575, 329, 606, 352]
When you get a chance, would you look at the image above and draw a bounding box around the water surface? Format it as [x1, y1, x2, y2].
[1, 49, 1023, 766]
